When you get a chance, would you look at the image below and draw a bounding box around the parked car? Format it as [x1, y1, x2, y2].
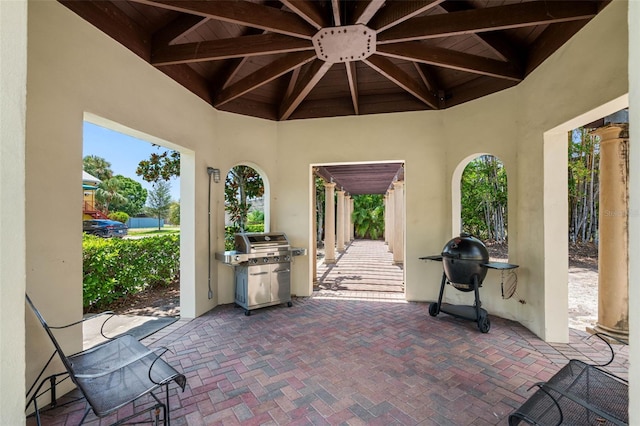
[83, 219, 128, 238]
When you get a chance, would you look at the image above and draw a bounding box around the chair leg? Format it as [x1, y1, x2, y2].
[165, 383, 170, 426]
[78, 406, 92, 425]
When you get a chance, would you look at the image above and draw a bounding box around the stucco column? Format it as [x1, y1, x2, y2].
[312, 177, 318, 283]
[384, 194, 389, 245]
[392, 181, 404, 264]
[387, 189, 395, 252]
[349, 197, 355, 240]
[336, 189, 345, 252]
[591, 124, 629, 341]
[324, 182, 336, 264]
[344, 194, 351, 243]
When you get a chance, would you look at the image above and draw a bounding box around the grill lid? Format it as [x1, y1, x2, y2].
[441, 233, 489, 262]
[235, 232, 290, 254]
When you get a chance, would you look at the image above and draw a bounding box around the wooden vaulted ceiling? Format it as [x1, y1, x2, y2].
[61, 0, 610, 122]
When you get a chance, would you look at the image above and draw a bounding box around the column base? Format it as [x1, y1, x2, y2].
[586, 324, 628, 344]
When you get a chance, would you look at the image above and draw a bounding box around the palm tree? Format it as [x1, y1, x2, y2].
[83, 155, 113, 181]
[96, 178, 127, 214]
[352, 195, 385, 240]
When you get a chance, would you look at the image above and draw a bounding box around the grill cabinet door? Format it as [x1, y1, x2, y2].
[247, 264, 271, 306]
[271, 264, 291, 302]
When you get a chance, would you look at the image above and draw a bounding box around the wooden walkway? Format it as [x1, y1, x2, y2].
[315, 239, 404, 299]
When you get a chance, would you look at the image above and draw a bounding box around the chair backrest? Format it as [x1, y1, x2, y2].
[26, 294, 79, 385]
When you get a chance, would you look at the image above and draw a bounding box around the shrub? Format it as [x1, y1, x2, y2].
[108, 211, 130, 224]
[245, 224, 264, 233]
[224, 224, 265, 250]
[83, 234, 179, 311]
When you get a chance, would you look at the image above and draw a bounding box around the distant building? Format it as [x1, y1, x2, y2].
[82, 171, 106, 219]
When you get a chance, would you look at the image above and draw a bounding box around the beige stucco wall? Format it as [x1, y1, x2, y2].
[22, 0, 280, 399]
[628, 0, 639, 420]
[8, 0, 635, 423]
[275, 0, 629, 342]
[1, 1, 28, 424]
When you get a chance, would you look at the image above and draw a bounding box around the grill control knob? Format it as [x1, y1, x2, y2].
[250, 258, 258, 264]
[274, 256, 280, 262]
[285, 255, 291, 261]
[263, 257, 269, 263]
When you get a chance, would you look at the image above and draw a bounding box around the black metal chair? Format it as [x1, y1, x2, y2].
[25, 294, 186, 426]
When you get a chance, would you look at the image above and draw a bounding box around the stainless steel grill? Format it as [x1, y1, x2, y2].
[216, 232, 306, 315]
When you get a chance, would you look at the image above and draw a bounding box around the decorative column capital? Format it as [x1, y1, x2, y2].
[392, 180, 404, 190]
[324, 181, 336, 189]
[591, 123, 629, 141]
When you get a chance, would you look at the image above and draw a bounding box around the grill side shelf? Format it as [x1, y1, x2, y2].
[419, 255, 443, 261]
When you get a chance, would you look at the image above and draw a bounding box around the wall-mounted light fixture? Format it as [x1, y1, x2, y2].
[207, 167, 221, 183]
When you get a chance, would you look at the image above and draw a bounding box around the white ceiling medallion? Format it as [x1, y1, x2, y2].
[313, 25, 376, 64]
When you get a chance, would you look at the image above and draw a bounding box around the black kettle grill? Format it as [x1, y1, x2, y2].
[420, 234, 518, 333]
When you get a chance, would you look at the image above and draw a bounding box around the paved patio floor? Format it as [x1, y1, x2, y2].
[29, 240, 628, 425]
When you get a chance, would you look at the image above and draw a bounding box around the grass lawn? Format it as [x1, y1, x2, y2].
[128, 226, 180, 237]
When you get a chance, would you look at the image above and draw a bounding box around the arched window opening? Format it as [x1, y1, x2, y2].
[224, 165, 265, 249]
[460, 155, 508, 260]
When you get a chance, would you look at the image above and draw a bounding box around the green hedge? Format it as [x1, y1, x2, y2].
[82, 234, 179, 311]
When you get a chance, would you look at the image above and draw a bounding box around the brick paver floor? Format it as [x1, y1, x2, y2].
[316, 239, 404, 296]
[28, 295, 628, 425]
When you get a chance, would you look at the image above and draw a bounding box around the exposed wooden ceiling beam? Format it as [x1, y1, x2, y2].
[378, 1, 599, 44]
[352, 0, 386, 25]
[280, 0, 328, 29]
[215, 58, 247, 92]
[215, 51, 316, 107]
[152, 15, 208, 49]
[152, 34, 314, 66]
[284, 67, 302, 100]
[131, 0, 316, 39]
[443, 77, 518, 108]
[363, 54, 438, 109]
[279, 60, 333, 120]
[413, 63, 439, 95]
[526, 20, 590, 76]
[156, 64, 213, 104]
[331, 0, 342, 26]
[370, 0, 445, 33]
[436, 1, 523, 71]
[377, 42, 523, 81]
[60, 0, 150, 61]
[345, 62, 359, 115]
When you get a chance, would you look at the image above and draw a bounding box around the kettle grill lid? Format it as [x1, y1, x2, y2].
[441, 233, 489, 261]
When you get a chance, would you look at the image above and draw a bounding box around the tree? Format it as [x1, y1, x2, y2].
[108, 175, 147, 216]
[83, 155, 113, 181]
[146, 181, 172, 230]
[315, 177, 325, 245]
[568, 127, 599, 243]
[225, 166, 264, 232]
[96, 177, 127, 214]
[137, 149, 180, 183]
[352, 194, 385, 240]
[460, 156, 508, 242]
[168, 201, 180, 226]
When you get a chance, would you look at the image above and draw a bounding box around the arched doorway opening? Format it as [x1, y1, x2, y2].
[455, 154, 509, 261]
[223, 164, 268, 249]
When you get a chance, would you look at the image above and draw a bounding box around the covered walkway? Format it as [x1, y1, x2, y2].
[315, 239, 404, 299]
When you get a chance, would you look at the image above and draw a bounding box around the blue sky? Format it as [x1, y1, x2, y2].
[83, 122, 180, 201]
